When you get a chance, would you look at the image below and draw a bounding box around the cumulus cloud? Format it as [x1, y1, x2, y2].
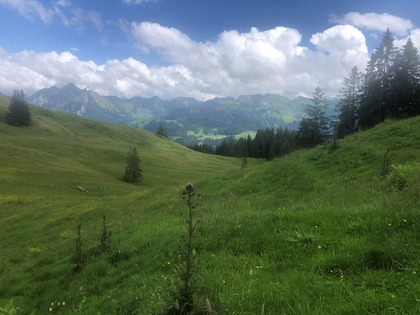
[0, 47, 212, 100]
[331, 12, 414, 37]
[0, 23, 370, 100]
[129, 22, 369, 98]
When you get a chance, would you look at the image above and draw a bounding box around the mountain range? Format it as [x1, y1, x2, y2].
[29, 83, 337, 144]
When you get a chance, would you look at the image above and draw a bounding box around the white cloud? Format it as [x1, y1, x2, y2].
[393, 28, 420, 51]
[409, 29, 420, 50]
[0, 0, 102, 31]
[129, 22, 369, 98]
[0, 23, 370, 101]
[0, 0, 54, 24]
[0, 47, 211, 100]
[122, 0, 155, 4]
[53, 4, 102, 32]
[331, 12, 414, 37]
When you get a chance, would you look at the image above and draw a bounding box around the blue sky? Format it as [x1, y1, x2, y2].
[0, 0, 419, 100]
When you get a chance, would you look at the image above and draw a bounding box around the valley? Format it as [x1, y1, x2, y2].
[0, 93, 419, 313]
[28, 84, 338, 147]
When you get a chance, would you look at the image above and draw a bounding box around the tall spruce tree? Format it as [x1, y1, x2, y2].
[359, 28, 397, 128]
[6, 89, 31, 127]
[336, 66, 362, 138]
[156, 121, 168, 138]
[123, 146, 142, 183]
[389, 37, 420, 118]
[297, 87, 330, 148]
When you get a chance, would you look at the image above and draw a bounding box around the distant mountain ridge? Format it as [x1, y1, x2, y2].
[28, 83, 336, 143]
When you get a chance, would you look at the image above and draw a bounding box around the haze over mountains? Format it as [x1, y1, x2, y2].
[28, 83, 337, 143]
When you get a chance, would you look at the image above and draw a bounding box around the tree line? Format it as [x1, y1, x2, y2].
[190, 29, 420, 158]
[215, 128, 297, 159]
[337, 29, 420, 138]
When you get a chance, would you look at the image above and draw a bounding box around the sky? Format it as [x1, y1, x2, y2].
[1, 0, 420, 101]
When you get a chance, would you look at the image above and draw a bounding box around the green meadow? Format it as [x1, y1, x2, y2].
[0, 93, 419, 314]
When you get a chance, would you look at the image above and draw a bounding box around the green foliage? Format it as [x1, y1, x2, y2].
[216, 127, 296, 159]
[27, 247, 42, 258]
[389, 38, 420, 118]
[386, 163, 418, 190]
[297, 87, 330, 148]
[336, 66, 362, 138]
[123, 146, 142, 183]
[0, 299, 19, 315]
[60, 228, 75, 240]
[6, 90, 31, 127]
[358, 29, 420, 129]
[156, 121, 169, 138]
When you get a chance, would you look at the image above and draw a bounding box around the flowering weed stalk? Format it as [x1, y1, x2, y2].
[101, 214, 112, 253]
[170, 183, 201, 313]
[74, 224, 85, 270]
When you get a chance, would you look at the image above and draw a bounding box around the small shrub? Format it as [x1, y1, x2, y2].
[386, 163, 417, 190]
[60, 228, 75, 240]
[241, 155, 248, 168]
[27, 246, 42, 257]
[0, 299, 19, 314]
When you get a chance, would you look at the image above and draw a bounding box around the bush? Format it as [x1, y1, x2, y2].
[386, 163, 418, 190]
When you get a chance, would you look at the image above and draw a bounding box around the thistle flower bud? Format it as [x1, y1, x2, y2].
[186, 182, 194, 193]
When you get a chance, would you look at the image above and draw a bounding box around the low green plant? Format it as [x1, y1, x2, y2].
[27, 246, 42, 257]
[386, 163, 417, 190]
[0, 299, 19, 315]
[60, 228, 75, 240]
[241, 155, 248, 168]
[285, 231, 316, 247]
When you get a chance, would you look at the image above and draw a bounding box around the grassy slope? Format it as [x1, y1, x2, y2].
[0, 93, 419, 314]
[0, 95, 258, 313]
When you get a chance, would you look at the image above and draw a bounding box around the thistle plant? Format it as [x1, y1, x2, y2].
[171, 183, 201, 313]
[100, 215, 112, 253]
[241, 155, 248, 168]
[74, 224, 85, 269]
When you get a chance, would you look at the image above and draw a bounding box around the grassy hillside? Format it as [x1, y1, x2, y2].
[0, 95, 419, 314]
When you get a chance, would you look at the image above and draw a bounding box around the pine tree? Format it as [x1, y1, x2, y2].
[336, 66, 362, 138]
[359, 29, 397, 128]
[389, 38, 420, 118]
[123, 146, 142, 183]
[156, 121, 168, 138]
[6, 89, 32, 127]
[297, 87, 330, 148]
